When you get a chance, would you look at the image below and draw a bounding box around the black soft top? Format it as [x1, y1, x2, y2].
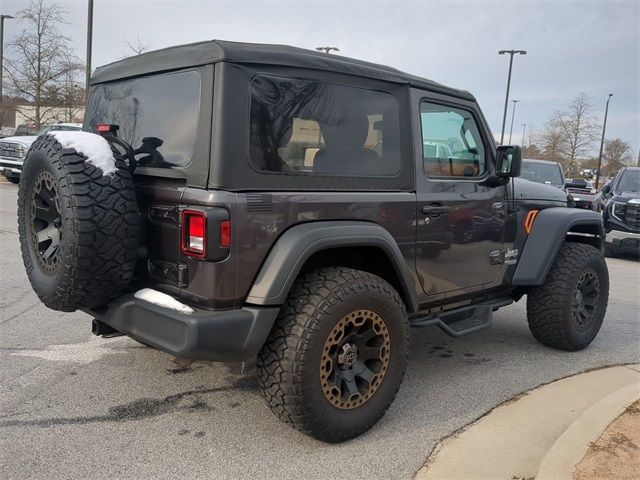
[91, 39, 474, 100]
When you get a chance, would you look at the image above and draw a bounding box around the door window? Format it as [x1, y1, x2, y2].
[420, 102, 486, 178]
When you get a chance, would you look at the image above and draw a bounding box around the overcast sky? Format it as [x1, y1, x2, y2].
[3, 0, 639, 157]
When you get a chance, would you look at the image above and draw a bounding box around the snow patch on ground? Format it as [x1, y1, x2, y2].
[50, 131, 117, 176]
[134, 288, 195, 314]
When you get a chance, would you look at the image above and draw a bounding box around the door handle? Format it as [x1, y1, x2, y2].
[422, 205, 450, 216]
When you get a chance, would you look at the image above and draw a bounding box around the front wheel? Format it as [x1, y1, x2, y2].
[4, 174, 19, 184]
[527, 243, 609, 351]
[257, 267, 409, 442]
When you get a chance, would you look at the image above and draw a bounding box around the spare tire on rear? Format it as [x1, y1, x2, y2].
[17, 133, 140, 312]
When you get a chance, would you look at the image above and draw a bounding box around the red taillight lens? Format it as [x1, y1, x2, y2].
[95, 123, 119, 135]
[181, 210, 206, 257]
[220, 220, 231, 248]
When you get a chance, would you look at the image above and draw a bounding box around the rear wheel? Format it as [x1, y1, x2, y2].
[527, 243, 609, 351]
[257, 267, 409, 442]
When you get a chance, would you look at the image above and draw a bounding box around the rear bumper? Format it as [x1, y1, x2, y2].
[88, 294, 279, 361]
[605, 229, 640, 254]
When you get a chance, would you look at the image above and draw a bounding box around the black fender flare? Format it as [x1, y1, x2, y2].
[511, 207, 604, 286]
[245, 221, 419, 312]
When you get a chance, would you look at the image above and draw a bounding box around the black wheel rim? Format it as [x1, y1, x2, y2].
[571, 268, 600, 331]
[30, 171, 62, 273]
[320, 310, 391, 409]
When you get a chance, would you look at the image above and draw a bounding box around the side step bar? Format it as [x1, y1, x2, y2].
[409, 299, 513, 337]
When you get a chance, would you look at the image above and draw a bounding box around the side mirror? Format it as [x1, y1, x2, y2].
[496, 145, 522, 178]
[601, 184, 611, 195]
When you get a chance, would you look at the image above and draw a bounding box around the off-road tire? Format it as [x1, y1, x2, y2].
[603, 243, 616, 258]
[257, 267, 409, 443]
[4, 174, 19, 184]
[527, 242, 608, 351]
[17, 134, 140, 311]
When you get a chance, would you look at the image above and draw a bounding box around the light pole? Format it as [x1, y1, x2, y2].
[1, 14, 15, 131]
[595, 93, 613, 190]
[521, 123, 527, 148]
[316, 46, 339, 54]
[498, 49, 526, 145]
[508, 99, 519, 144]
[85, 0, 93, 99]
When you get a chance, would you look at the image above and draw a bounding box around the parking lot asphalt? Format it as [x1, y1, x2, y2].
[1, 181, 639, 480]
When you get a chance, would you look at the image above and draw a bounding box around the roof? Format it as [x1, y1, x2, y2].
[523, 158, 562, 166]
[91, 40, 474, 100]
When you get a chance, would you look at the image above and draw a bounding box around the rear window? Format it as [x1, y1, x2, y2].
[249, 75, 401, 177]
[86, 69, 201, 168]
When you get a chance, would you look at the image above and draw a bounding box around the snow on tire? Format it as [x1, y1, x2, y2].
[17, 133, 140, 312]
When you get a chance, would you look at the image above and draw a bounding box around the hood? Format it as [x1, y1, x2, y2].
[511, 177, 568, 206]
[612, 191, 640, 203]
[0, 135, 38, 148]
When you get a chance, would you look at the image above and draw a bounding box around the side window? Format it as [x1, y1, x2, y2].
[420, 101, 486, 177]
[249, 75, 401, 177]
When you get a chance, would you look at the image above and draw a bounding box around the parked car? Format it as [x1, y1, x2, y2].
[565, 178, 597, 209]
[16, 40, 608, 442]
[596, 167, 640, 256]
[520, 158, 565, 189]
[0, 123, 82, 183]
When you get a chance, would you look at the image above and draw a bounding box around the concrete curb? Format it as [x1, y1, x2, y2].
[536, 381, 640, 480]
[415, 365, 640, 480]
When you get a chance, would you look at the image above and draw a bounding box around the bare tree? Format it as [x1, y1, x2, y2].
[554, 93, 599, 175]
[602, 138, 633, 176]
[122, 35, 150, 57]
[47, 59, 86, 122]
[4, 0, 84, 128]
[536, 117, 565, 162]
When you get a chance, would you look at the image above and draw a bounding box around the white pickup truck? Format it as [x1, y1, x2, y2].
[0, 123, 82, 183]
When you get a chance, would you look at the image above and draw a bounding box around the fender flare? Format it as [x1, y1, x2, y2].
[511, 207, 604, 286]
[245, 221, 419, 312]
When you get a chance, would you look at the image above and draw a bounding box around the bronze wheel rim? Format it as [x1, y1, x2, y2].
[30, 171, 62, 273]
[571, 268, 600, 332]
[320, 309, 391, 409]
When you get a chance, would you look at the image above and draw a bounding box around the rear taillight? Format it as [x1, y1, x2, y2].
[181, 210, 206, 257]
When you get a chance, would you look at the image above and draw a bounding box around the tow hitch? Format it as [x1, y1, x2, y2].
[91, 319, 123, 338]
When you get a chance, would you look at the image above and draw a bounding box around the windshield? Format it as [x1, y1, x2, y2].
[618, 170, 640, 192]
[14, 124, 37, 136]
[521, 161, 563, 185]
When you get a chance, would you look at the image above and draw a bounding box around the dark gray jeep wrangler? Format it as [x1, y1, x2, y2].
[17, 40, 608, 442]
